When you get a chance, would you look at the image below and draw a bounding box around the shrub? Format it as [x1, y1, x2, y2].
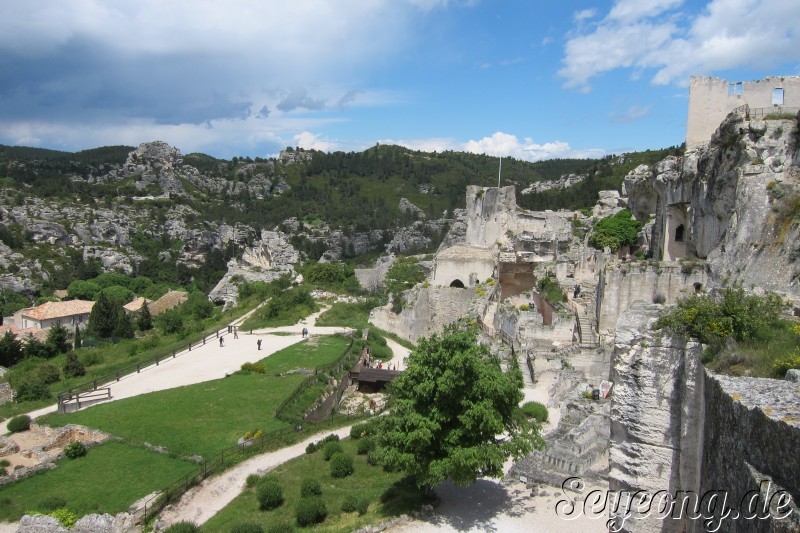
[588, 209, 643, 251]
[241, 362, 267, 374]
[245, 474, 262, 488]
[0, 459, 10, 468]
[164, 522, 201, 533]
[322, 441, 343, 461]
[0, 467, 6, 477]
[231, 523, 265, 533]
[7, 415, 31, 433]
[521, 401, 549, 423]
[49, 508, 78, 529]
[64, 441, 87, 459]
[349, 422, 374, 440]
[295, 497, 327, 527]
[341, 494, 370, 515]
[63, 352, 87, 378]
[38, 496, 67, 512]
[36, 363, 61, 385]
[305, 442, 317, 454]
[300, 478, 322, 498]
[322, 433, 340, 443]
[330, 452, 354, 478]
[357, 437, 375, 455]
[367, 450, 380, 466]
[256, 478, 284, 511]
[11, 373, 52, 403]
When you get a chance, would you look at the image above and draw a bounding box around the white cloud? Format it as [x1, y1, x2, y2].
[385, 132, 605, 161]
[293, 131, 338, 152]
[559, 0, 800, 90]
[608, 104, 652, 123]
[573, 8, 597, 22]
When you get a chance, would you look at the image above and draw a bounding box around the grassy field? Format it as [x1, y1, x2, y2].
[201, 438, 431, 532]
[0, 441, 196, 522]
[0, 305, 256, 423]
[37, 335, 353, 459]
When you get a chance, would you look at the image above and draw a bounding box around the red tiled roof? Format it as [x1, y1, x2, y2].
[123, 297, 152, 313]
[21, 300, 95, 321]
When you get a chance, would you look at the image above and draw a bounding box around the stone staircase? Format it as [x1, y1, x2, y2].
[576, 314, 598, 348]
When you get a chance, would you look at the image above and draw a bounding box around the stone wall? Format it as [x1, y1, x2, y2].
[355, 255, 394, 292]
[609, 304, 800, 533]
[597, 263, 707, 338]
[368, 286, 475, 343]
[687, 75, 800, 149]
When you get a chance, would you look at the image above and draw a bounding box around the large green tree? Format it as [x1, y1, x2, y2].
[86, 291, 117, 338]
[0, 330, 23, 367]
[376, 324, 542, 489]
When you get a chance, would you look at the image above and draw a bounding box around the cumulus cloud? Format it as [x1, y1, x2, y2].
[293, 131, 338, 152]
[384, 132, 605, 162]
[559, 0, 800, 91]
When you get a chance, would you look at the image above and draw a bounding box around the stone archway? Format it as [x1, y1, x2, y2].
[449, 279, 465, 288]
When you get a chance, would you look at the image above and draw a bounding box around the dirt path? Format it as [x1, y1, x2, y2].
[159, 425, 354, 527]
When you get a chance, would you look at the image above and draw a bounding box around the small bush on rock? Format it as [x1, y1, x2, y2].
[49, 508, 78, 529]
[300, 478, 322, 497]
[7, 415, 31, 433]
[330, 453, 354, 478]
[64, 441, 87, 459]
[295, 497, 327, 527]
[257, 478, 284, 511]
[521, 401, 549, 423]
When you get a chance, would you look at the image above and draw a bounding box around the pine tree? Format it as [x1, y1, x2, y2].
[137, 303, 153, 331]
[0, 330, 23, 367]
[87, 291, 116, 338]
[73, 326, 82, 350]
[46, 324, 70, 355]
[114, 309, 135, 339]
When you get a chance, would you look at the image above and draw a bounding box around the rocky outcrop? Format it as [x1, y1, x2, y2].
[609, 303, 800, 532]
[624, 111, 800, 297]
[17, 512, 137, 533]
[609, 303, 705, 533]
[369, 286, 477, 343]
[399, 197, 425, 219]
[208, 230, 299, 306]
[521, 173, 586, 195]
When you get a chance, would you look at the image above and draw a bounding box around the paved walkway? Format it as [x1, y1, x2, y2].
[0, 306, 350, 435]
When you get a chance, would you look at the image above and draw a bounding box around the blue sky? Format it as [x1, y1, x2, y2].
[1, 0, 798, 161]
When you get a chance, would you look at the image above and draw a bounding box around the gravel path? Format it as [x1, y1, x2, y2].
[159, 425, 354, 527]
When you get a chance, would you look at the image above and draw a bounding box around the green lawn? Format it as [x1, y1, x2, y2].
[0, 441, 196, 523]
[37, 335, 353, 459]
[201, 438, 431, 533]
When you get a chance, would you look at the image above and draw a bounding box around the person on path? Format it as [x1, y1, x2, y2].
[233, 327, 238, 339]
[219, 337, 224, 347]
[257, 338, 262, 350]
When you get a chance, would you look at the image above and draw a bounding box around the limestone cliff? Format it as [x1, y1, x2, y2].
[625, 110, 800, 297]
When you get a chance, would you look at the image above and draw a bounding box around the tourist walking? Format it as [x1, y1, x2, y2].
[219, 337, 224, 347]
[257, 338, 262, 350]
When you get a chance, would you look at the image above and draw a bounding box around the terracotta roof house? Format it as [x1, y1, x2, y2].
[19, 300, 95, 330]
[148, 290, 188, 316]
[0, 324, 48, 342]
[123, 297, 152, 314]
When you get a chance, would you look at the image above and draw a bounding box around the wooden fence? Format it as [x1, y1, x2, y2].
[56, 326, 230, 413]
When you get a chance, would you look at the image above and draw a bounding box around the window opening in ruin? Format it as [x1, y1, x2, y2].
[693, 282, 703, 293]
[728, 83, 743, 96]
[675, 224, 685, 243]
[450, 279, 465, 288]
[773, 88, 784, 106]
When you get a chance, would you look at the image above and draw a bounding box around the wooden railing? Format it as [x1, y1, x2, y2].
[56, 326, 231, 413]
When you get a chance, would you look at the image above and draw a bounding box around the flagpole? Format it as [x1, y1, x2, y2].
[498, 156, 502, 187]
